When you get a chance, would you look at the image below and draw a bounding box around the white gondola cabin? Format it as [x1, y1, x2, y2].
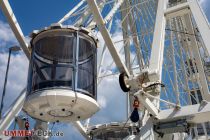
[23, 25, 99, 122]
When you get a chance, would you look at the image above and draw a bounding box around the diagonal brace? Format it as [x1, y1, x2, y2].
[86, 0, 130, 76]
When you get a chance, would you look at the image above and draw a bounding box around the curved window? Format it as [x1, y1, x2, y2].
[27, 30, 97, 99]
[35, 36, 74, 63]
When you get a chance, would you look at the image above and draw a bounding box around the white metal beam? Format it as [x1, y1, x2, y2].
[58, 0, 86, 24]
[135, 118, 159, 140]
[188, 0, 210, 56]
[73, 121, 91, 140]
[86, 0, 130, 75]
[99, 0, 125, 26]
[0, 0, 30, 59]
[158, 101, 210, 124]
[128, 6, 145, 70]
[169, 19, 180, 106]
[148, 0, 168, 82]
[120, 1, 133, 118]
[135, 91, 159, 117]
[75, 1, 105, 27]
[88, 0, 125, 28]
[0, 88, 26, 134]
[97, 19, 113, 80]
[164, 2, 190, 19]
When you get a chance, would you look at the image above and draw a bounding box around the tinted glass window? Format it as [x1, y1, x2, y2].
[78, 38, 95, 62]
[29, 57, 73, 92]
[35, 36, 75, 63]
[27, 31, 97, 99]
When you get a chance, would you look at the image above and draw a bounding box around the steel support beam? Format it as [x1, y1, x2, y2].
[0, 0, 30, 59]
[75, 1, 105, 27]
[149, 0, 168, 82]
[88, 0, 125, 28]
[136, 118, 156, 140]
[135, 91, 159, 117]
[164, 2, 190, 18]
[58, 0, 86, 24]
[169, 19, 180, 106]
[73, 121, 90, 140]
[158, 101, 210, 124]
[0, 88, 26, 134]
[188, 0, 210, 56]
[97, 20, 113, 78]
[104, 0, 124, 24]
[120, 1, 133, 118]
[128, 5, 145, 70]
[86, 0, 130, 75]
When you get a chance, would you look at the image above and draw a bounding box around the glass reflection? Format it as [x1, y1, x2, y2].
[27, 31, 97, 99]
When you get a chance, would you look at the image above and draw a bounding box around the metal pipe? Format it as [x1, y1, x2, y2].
[0, 46, 21, 118]
[0, 49, 11, 118]
[169, 18, 180, 106]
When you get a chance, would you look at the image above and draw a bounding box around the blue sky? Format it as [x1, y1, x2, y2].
[0, 0, 210, 139]
[9, 0, 80, 35]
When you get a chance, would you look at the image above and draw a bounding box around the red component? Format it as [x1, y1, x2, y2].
[25, 121, 29, 129]
[133, 98, 140, 108]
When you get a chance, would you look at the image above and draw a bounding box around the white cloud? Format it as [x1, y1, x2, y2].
[96, 32, 123, 71]
[94, 27, 127, 108]
[0, 21, 17, 46]
[0, 52, 28, 113]
[92, 19, 135, 125]
[92, 73, 127, 125]
[199, 0, 207, 5]
[97, 95, 107, 108]
[96, 24, 136, 74]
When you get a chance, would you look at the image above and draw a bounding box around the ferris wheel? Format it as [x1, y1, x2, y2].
[0, 0, 210, 139]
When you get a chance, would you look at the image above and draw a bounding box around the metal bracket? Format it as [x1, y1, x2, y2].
[134, 91, 159, 117]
